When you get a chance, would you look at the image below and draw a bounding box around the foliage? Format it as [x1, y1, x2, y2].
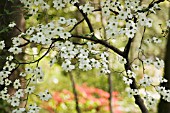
[43, 84, 121, 113]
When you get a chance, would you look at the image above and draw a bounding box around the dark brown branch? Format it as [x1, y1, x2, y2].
[124, 38, 133, 57]
[17, 41, 30, 48]
[69, 18, 85, 32]
[69, 72, 81, 113]
[123, 37, 148, 113]
[93, 8, 119, 15]
[139, 27, 146, 49]
[158, 27, 170, 113]
[74, 3, 94, 33]
[124, 59, 149, 113]
[71, 35, 124, 57]
[16, 41, 55, 64]
[137, 0, 165, 13]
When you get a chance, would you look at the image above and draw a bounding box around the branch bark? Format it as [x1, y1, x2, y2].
[124, 38, 149, 113]
[71, 35, 124, 57]
[74, 3, 94, 33]
[158, 27, 170, 113]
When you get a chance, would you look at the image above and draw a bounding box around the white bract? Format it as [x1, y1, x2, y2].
[13, 79, 21, 89]
[25, 86, 35, 94]
[14, 89, 24, 98]
[154, 57, 164, 69]
[139, 74, 153, 87]
[0, 41, 5, 50]
[61, 59, 75, 72]
[123, 76, 133, 85]
[9, 22, 16, 28]
[79, 2, 94, 14]
[38, 90, 51, 101]
[132, 64, 139, 70]
[8, 46, 22, 54]
[12, 108, 25, 113]
[118, 56, 127, 64]
[166, 20, 170, 27]
[127, 70, 136, 78]
[152, 37, 162, 43]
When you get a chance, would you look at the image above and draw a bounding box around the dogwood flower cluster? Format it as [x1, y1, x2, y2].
[167, 20, 170, 27]
[26, 18, 77, 44]
[156, 86, 170, 102]
[8, 22, 16, 28]
[0, 41, 5, 50]
[53, 0, 78, 10]
[139, 74, 153, 87]
[38, 90, 51, 101]
[27, 103, 41, 113]
[20, 0, 49, 15]
[132, 64, 139, 70]
[0, 65, 51, 112]
[79, 2, 94, 14]
[102, 0, 154, 40]
[123, 76, 133, 85]
[8, 35, 25, 54]
[127, 70, 136, 78]
[118, 56, 127, 64]
[144, 37, 162, 44]
[126, 88, 139, 97]
[149, 3, 160, 14]
[54, 40, 109, 73]
[12, 108, 25, 113]
[144, 94, 157, 108]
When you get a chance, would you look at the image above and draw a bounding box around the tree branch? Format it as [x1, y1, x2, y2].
[69, 72, 81, 113]
[71, 35, 124, 57]
[137, 0, 165, 13]
[123, 37, 149, 113]
[69, 18, 85, 32]
[74, 3, 94, 33]
[16, 41, 55, 64]
[93, 8, 119, 15]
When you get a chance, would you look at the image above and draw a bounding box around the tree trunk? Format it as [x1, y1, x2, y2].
[0, 0, 25, 111]
[158, 27, 170, 113]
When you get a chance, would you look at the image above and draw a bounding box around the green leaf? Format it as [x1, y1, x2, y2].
[0, 27, 9, 34]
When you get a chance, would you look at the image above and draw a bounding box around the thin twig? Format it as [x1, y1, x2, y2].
[69, 72, 81, 113]
[71, 35, 124, 57]
[69, 18, 85, 32]
[74, 3, 94, 33]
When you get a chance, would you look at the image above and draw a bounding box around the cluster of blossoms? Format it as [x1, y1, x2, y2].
[156, 86, 170, 102]
[0, 65, 51, 112]
[0, 0, 169, 112]
[104, 0, 155, 40]
[20, 0, 79, 15]
[126, 88, 139, 97]
[25, 17, 78, 45]
[144, 36, 162, 44]
[144, 94, 157, 108]
[53, 0, 78, 10]
[12, 103, 41, 113]
[54, 40, 110, 73]
[0, 41, 5, 50]
[20, 0, 50, 15]
[79, 2, 94, 14]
